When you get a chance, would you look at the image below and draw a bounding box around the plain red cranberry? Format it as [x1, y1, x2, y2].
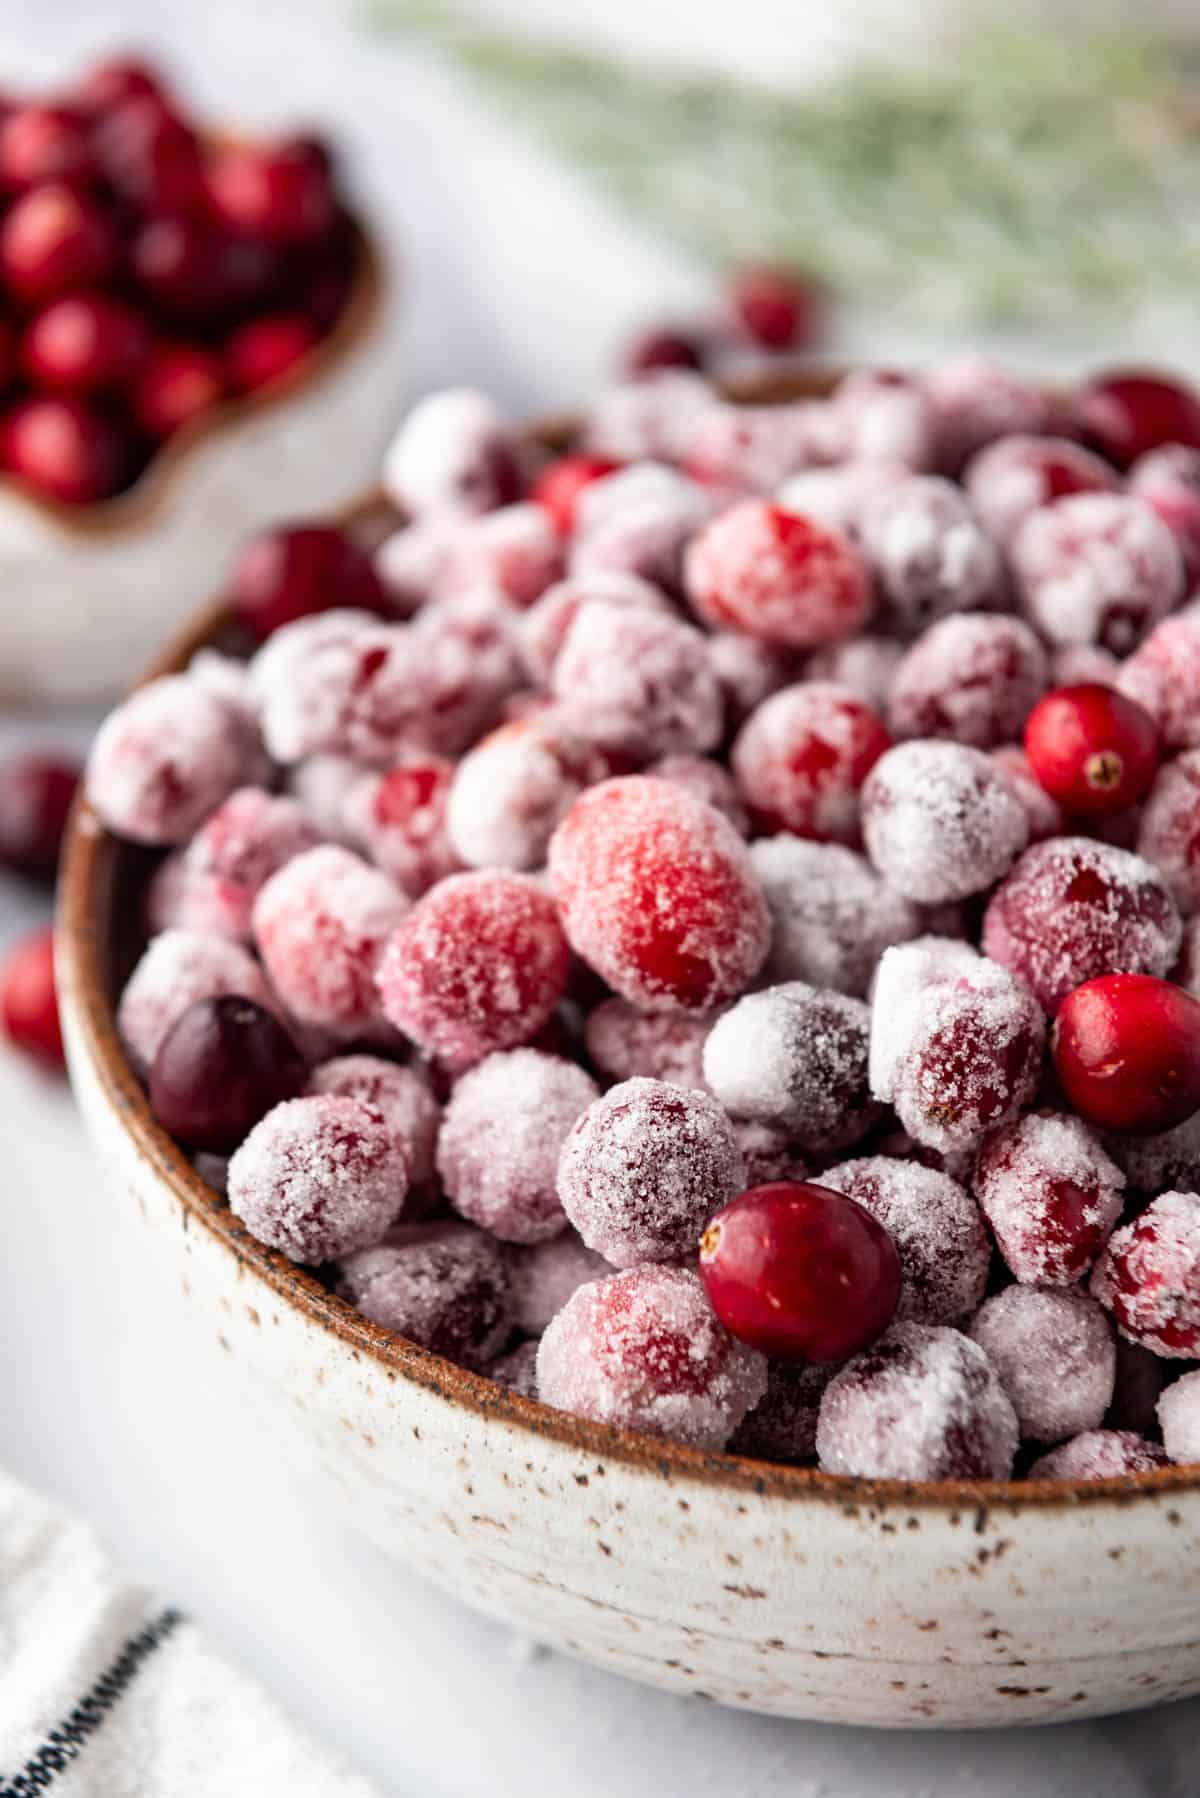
[0, 183, 119, 304]
[700, 1182, 900, 1363]
[621, 327, 706, 378]
[95, 94, 206, 213]
[225, 313, 316, 392]
[1024, 684, 1160, 816]
[1053, 973, 1200, 1134]
[231, 522, 386, 641]
[0, 752, 79, 880]
[730, 263, 821, 351]
[73, 57, 167, 116]
[1077, 369, 1200, 469]
[1, 927, 63, 1070]
[130, 214, 278, 324]
[206, 139, 335, 248]
[3, 396, 132, 504]
[0, 104, 95, 190]
[532, 454, 621, 535]
[148, 993, 306, 1152]
[131, 342, 225, 438]
[21, 293, 151, 394]
[686, 499, 872, 648]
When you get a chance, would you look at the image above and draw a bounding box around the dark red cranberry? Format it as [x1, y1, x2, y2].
[0, 182, 119, 305]
[95, 94, 206, 213]
[531, 453, 621, 534]
[0, 104, 96, 191]
[130, 342, 225, 438]
[1024, 684, 1160, 816]
[1, 927, 64, 1070]
[699, 1181, 901, 1363]
[129, 214, 278, 325]
[149, 994, 306, 1151]
[0, 316, 12, 390]
[1076, 370, 1200, 470]
[621, 327, 706, 378]
[206, 139, 335, 248]
[3, 396, 133, 504]
[21, 293, 151, 393]
[231, 521, 387, 640]
[299, 259, 353, 333]
[73, 57, 168, 116]
[0, 753, 80, 880]
[1053, 973, 1200, 1134]
[730, 263, 822, 351]
[224, 312, 316, 391]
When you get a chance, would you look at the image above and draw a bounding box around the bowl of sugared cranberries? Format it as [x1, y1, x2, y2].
[55, 359, 1200, 1730]
[0, 53, 402, 704]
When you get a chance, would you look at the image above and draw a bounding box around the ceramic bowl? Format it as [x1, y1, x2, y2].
[56, 377, 1200, 1728]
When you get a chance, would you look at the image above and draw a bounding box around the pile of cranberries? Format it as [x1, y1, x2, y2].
[70, 354, 1200, 1483]
[0, 54, 363, 507]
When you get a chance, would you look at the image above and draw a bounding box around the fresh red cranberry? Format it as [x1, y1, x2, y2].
[225, 313, 316, 392]
[21, 293, 151, 394]
[130, 342, 225, 438]
[1024, 684, 1160, 816]
[0, 104, 96, 190]
[621, 327, 706, 378]
[130, 214, 278, 324]
[0, 752, 80, 880]
[1, 927, 64, 1070]
[700, 1181, 900, 1363]
[730, 263, 822, 351]
[206, 139, 335, 248]
[1076, 370, 1200, 469]
[73, 57, 167, 116]
[149, 993, 307, 1152]
[0, 182, 119, 304]
[231, 522, 387, 641]
[3, 396, 133, 504]
[532, 454, 621, 535]
[1053, 973, 1200, 1134]
[95, 94, 206, 213]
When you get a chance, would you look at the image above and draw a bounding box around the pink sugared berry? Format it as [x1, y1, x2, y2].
[1137, 751, 1200, 913]
[858, 475, 1002, 634]
[345, 757, 459, 897]
[1157, 1369, 1200, 1463]
[646, 754, 748, 834]
[117, 928, 278, 1077]
[551, 601, 723, 760]
[1, 927, 64, 1070]
[968, 1286, 1115, 1443]
[684, 500, 872, 649]
[248, 611, 415, 765]
[1053, 974, 1200, 1135]
[821, 1156, 990, 1326]
[888, 615, 1048, 750]
[1029, 1429, 1168, 1479]
[1118, 614, 1200, 754]
[1024, 684, 1159, 816]
[583, 997, 711, 1093]
[923, 356, 1050, 473]
[730, 263, 821, 351]
[232, 523, 387, 643]
[731, 682, 891, 844]
[438, 502, 563, 609]
[0, 752, 79, 881]
[973, 1110, 1125, 1285]
[508, 1231, 612, 1336]
[382, 388, 523, 519]
[1129, 445, 1200, 579]
[570, 462, 710, 593]
[532, 454, 621, 535]
[582, 370, 714, 465]
[338, 1222, 512, 1367]
[148, 995, 306, 1152]
[707, 630, 799, 733]
[962, 434, 1119, 543]
[991, 745, 1064, 843]
[861, 740, 1029, 904]
[86, 676, 248, 845]
[307, 1053, 440, 1185]
[1091, 1190, 1200, 1357]
[1011, 493, 1183, 655]
[830, 368, 935, 468]
[149, 786, 323, 943]
[1076, 369, 1200, 469]
[749, 836, 921, 996]
[518, 572, 669, 686]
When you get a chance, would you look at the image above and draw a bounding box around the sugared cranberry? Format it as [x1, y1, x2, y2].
[582, 368, 713, 465]
[1118, 614, 1200, 754]
[888, 615, 1048, 751]
[0, 104, 95, 190]
[963, 434, 1119, 543]
[973, 1110, 1125, 1285]
[1024, 684, 1159, 816]
[1091, 1190, 1200, 1357]
[487, 1339, 539, 1397]
[685, 499, 872, 648]
[571, 461, 710, 593]
[700, 1181, 900, 1363]
[225, 312, 316, 392]
[1158, 1370, 1200, 1463]
[3, 397, 132, 504]
[116, 928, 278, 1076]
[1011, 493, 1183, 655]
[729, 1359, 835, 1463]
[130, 214, 277, 324]
[0, 752, 79, 880]
[703, 983, 878, 1153]
[1029, 1429, 1168, 1479]
[1137, 751, 1200, 914]
[830, 366, 936, 468]
[1, 927, 64, 1070]
[95, 94, 206, 213]
[344, 758, 458, 898]
[552, 600, 722, 761]
[1053, 974, 1200, 1134]
[206, 139, 335, 247]
[21, 294, 151, 395]
[307, 1053, 440, 1186]
[821, 1156, 990, 1326]
[508, 1231, 611, 1336]
[861, 740, 1029, 904]
[749, 836, 920, 997]
[86, 674, 249, 845]
[446, 717, 607, 873]
[968, 1286, 1115, 1444]
[532, 454, 621, 535]
[991, 744, 1065, 843]
[519, 574, 667, 689]
[858, 475, 1002, 634]
[149, 994, 306, 1151]
[130, 342, 225, 438]
[583, 997, 711, 1093]
[923, 357, 1050, 474]
[731, 681, 891, 844]
[339, 1222, 513, 1367]
[231, 522, 386, 642]
[0, 183, 119, 305]
[382, 387, 524, 518]
[1076, 369, 1200, 469]
[730, 263, 821, 351]
[1129, 445, 1200, 579]
[621, 327, 706, 378]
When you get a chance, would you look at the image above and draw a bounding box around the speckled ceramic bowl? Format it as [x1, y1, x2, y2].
[56, 375, 1200, 1728]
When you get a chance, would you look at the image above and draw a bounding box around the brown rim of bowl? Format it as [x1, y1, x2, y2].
[2, 216, 384, 540]
[56, 365, 1200, 1514]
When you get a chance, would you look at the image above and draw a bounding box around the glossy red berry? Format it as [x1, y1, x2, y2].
[130, 342, 225, 438]
[1053, 973, 1200, 1134]
[3, 397, 133, 504]
[0, 183, 119, 305]
[1, 927, 64, 1070]
[1024, 684, 1160, 816]
[129, 214, 277, 325]
[1076, 370, 1200, 470]
[230, 522, 387, 641]
[95, 94, 206, 214]
[73, 57, 167, 116]
[149, 994, 307, 1151]
[206, 139, 335, 248]
[21, 294, 151, 394]
[0, 104, 95, 191]
[621, 327, 706, 378]
[532, 454, 621, 535]
[730, 264, 821, 351]
[699, 1181, 901, 1363]
[225, 313, 316, 392]
[0, 753, 80, 880]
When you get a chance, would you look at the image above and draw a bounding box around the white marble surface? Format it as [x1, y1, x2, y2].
[1, 3, 1199, 1792]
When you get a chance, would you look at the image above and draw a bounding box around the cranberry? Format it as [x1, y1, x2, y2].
[0, 104, 95, 190]
[887, 615, 1048, 751]
[731, 681, 891, 844]
[923, 357, 1050, 473]
[21, 294, 151, 394]
[206, 139, 335, 247]
[1076, 369, 1200, 469]
[831, 367, 936, 468]
[858, 475, 1002, 633]
[1138, 751, 1200, 914]
[973, 1109, 1125, 1285]
[149, 994, 306, 1151]
[73, 57, 166, 116]
[963, 434, 1120, 543]
[621, 327, 706, 378]
[346, 758, 459, 897]
[1012, 492, 1183, 655]
[382, 387, 524, 519]
[685, 499, 872, 648]
[551, 600, 722, 760]
[1158, 1369, 1200, 1463]
[1129, 445, 1200, 579]
[749, 836, 921, 997]
[95, 94, 206, 213]
[583, 996, 711, 1093]
[225, 312, 316, 391]
[1, 927, 64, 1070]
[446, 716, 607, 872]
[532, 454, 621, 535]
[339, 1223, 513, 1368]
[1029, 1429, 1168, 1478]
[1053, 973, 1200, 1134]
[130, 215, 277, 324]
[1118, 614, 1200, 754]
[729, 1359, 835, 1463]
[700, 1181, 900, 1363]
[821, 1155, 990, 1326]
[86, 674, 253, 846]
[730, 263, 821, 351]
[1024, 684, 1160, 816]
[231, 523, 386, 642]
[1091, 1189, 1200, 1357]
[861, 740, 1029, 904]
[131, 342, 225, 438]
[0, 752, 79, 880]
[0, 183, 119, 305]
[3, 397, 133, 504]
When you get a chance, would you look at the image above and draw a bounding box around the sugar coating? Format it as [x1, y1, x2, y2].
[338, 1221, 512, 1368]
[731, 1122, 809, 1188]
[437, 1049, 599, 1244]
[405, 588, 524, 757]
[1129, 444, 1200, 580]
[703, 983, 878, 1153]
[967, 1286, 1115, 1442]
[344, 757, 461, 897]
[447, 718, 607, 872]
[1177, 915, 1200, 998]
[584, 997, 712, 1093]
[1105, 1111, 1200, 1197]
[118, 928, 278, 1076]
[306, 1054, 441, 1185]
[646, 755, 748, 834]
[750, 836, 922, 997]
[548, 776, 770, 1013]
[557, 1076, 744, 1266]
[962, 434, 1118, 543]
[816, 1322, 1018, 1480]
[381, 387, 522, 517]
[1028, 1429, 1168, 1480]
[148, 787, 323, 942]
[923, 357, 1050, 473]
[487, 1339, 540, 1398]
[858, 475, 1002, 635]
[1157, 1370, 1200, 1464]
[285, 753, 366, 844]
[188, 649, 272, 786]
[862, 740, 1029, 904]
[821, 1155, 990, 1326]
[1118, 614, 1200, 753]
[551, 600, 723, 760]
[1011, 492, 1184, 653]
[582, 372, 715, 464]
[776, 461, 910, 543]
[990, 745, 1064, 844]
[253, 846, 408, 1040]
[86, 675, 248, 846]
[437, 502, 563, 609]
[376, 869, 569, 1071]
[732, 681, 891, 845]
[830, 369, 936, 469]
[228, 1095, 409, 1263]
[981, 836, 1182, 1015]
[682, 399, 821, 497]
[684, 499, 872, 649]
[707, 631, 799, 730]
[974, 1110, 1125, 1287]
[373, 515, 457, 617]
[508, 1230, 613, 1336]
[536, 1263, 767, 1450]
[1091, 1191, 1200, 1358]
[518, 571, 669, 685]
[887, 615, 1048, 750]
[728, 1360, 836, 1464]
[570, 463, 711, 593]
[1137, 753, 1200, 914]
[146, 852, 255, 942]
[804, 635, 905, 713]
[250, 610, 420, 766]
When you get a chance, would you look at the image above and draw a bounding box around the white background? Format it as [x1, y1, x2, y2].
[1, 3, 1199, 1792]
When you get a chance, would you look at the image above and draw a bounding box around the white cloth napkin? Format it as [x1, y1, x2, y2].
[0, 1469, 382, 1798]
